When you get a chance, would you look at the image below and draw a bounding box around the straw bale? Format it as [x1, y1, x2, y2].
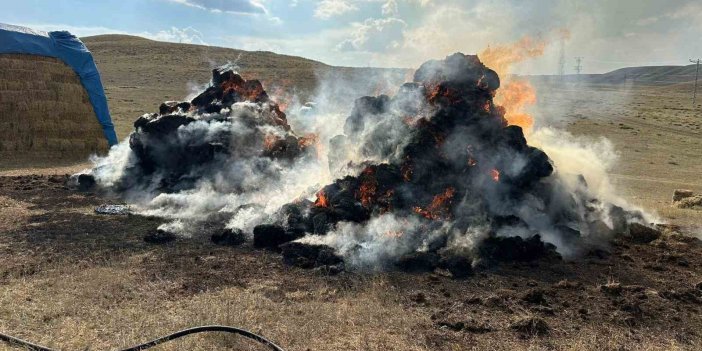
[0, 53, 108, 163]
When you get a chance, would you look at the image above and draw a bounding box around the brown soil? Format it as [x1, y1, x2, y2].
[0, 175, 700, 350]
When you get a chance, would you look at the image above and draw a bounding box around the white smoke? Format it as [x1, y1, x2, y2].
[84, 56, 656, 268]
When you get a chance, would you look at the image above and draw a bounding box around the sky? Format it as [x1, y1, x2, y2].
[2, 0, 701, 74]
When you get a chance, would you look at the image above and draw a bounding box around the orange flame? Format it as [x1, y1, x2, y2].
[495, 80, 536, 129]
[315, 190, 329, 208]
[491, 169, 500, 182]
[358, 182, 377, 208]
[479, 36, 546, 132]
[413, 187, 456, 220]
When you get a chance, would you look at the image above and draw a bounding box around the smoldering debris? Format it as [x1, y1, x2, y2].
[122, 67, 316, 193]
[82, 53, 655, 277]
[94, 204, 130, 215]
[266, 53, 647, 273]
[144, 228, 176, 244]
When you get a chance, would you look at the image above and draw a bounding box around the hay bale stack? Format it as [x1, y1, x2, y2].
[0, 53, 108, 164]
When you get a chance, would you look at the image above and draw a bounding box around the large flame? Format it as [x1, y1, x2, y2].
[496, 80, 536, 129]
[479, 36, 546, 131]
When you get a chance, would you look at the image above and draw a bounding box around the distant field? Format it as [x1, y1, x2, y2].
[528, 81, 702, 227]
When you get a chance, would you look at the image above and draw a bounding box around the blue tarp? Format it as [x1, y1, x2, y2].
[0, 23, 118, 146]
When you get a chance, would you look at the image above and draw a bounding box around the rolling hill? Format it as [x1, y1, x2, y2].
[527, 64, 699, 86]
[82, 34, 409, 139]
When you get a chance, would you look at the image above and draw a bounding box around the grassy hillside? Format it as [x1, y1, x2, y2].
[83, 35, 409, 139]
[527, 64, 699, 85]
[593, 64, 699, 84]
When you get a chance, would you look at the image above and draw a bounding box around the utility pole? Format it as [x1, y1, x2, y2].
[574, 57, 583, 75]
[691, 59, 700, 108]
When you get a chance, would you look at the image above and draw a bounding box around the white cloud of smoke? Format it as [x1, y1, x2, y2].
[85, 49, 654, 269]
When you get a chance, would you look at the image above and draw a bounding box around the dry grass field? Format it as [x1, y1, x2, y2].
[0, 37, 701, 350]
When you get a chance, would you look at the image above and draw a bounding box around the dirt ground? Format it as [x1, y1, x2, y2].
[1, 78, 701, 350]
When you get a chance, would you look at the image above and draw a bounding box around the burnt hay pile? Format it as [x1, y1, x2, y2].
[83, 53, 648, 276]
[109, 67, 316, 193]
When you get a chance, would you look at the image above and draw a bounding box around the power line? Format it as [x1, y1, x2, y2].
[574, 57, 583, 75]
[691, 58, 700, 108]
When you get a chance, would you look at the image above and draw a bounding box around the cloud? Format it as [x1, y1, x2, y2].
[315, 0, 358, 19]
[381, 0, 398, 16]
[15, 23, 208, 46]
[168, 0, 267, 14]
[337, 17, 406, 52]
[146, 27, 207, 44]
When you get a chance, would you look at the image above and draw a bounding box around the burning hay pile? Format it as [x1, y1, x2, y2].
[82, 53, 651, 276]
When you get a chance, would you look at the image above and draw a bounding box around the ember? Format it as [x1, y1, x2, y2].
[491, 169, 500, 182]
[413, 187, 456, 220]
[314, 190, 330, 208]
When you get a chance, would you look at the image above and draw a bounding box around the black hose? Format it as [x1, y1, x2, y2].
[0, 325, 286, 351]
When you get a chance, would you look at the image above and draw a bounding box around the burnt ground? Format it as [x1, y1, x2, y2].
[0, 175, 700, 351]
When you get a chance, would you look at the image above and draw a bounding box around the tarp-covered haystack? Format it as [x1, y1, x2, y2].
[0, 54, 107, 163]
[0, 23, 117, 165]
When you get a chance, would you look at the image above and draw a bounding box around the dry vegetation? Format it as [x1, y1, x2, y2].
[0, 37, 701, 350]
[531, 81, 702, 227]
[0, 54, 107, 169]
[0, 175, 700, 351]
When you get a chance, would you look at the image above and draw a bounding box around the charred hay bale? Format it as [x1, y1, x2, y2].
[211, 228, 246, 246]
[344, 95, 390, 137]
[144, 229, 176, 244]
[280, 242, 343, 269]
[253, 224, 299, 250]
[478, 235, 560, 263]
[280, 202, 311, 235]
[608, 205, 629, 235]
[311, 212, 332, 234]
[190, 86, 222, 108]
[76, 174, 96, 191]
[213, 68, 244, 86]
[263, 135, 303, 160]
[396, 251, 440, 272]
[439, 255, 473, 279]
[159, 101, 191, 115]
[194, 68, 268, 108]
[414, 53, 500, 92]
[134, 114, 195, 135]
[627, 223, 661, 244]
